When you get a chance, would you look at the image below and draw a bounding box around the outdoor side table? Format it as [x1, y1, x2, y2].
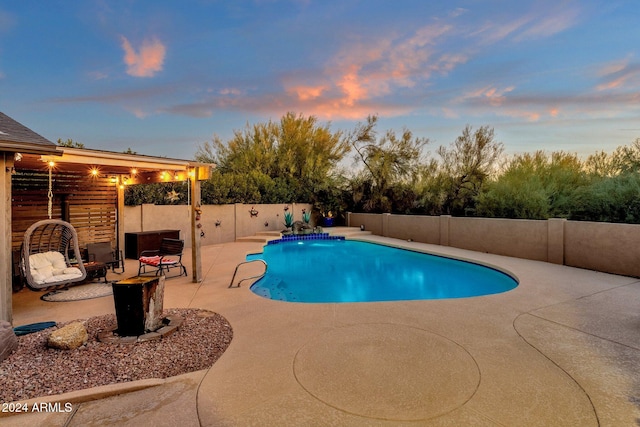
[111, 276, 165, 336]
[83, 261, 108, 283]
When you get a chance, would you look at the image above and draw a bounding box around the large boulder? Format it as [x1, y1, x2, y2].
[0, 321, 18, 362]
[47, 322, 88, 350]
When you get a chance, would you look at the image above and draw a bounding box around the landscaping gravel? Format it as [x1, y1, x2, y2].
[0, 308, 233, 403]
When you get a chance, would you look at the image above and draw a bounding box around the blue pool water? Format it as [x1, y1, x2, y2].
[248, 239, 518, 303]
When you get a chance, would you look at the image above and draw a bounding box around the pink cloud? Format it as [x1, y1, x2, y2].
[473, 2, 580, 44]
[284, 22, 460, 119]
[288, 85, 326, 101]
[595, 58, 640, 91]
[458, 85, 547, 122]
[120, 36, 166, 77]
[337, 66, 369, 107]
[463, 86, 515, 107]
[516, 6, 579, 40]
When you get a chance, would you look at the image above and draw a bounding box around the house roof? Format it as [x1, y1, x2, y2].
[0, 112, 59, 155]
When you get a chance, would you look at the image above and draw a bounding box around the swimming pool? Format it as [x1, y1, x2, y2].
[248, 239, 518, 303]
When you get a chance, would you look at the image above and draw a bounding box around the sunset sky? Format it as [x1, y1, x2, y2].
[1, 1, 639, 160]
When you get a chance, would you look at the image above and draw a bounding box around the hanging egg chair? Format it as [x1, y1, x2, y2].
[20, 219, 87, 290]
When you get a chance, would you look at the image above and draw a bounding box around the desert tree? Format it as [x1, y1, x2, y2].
[436, 125, 503, 215]
[349, 115, 429, 212]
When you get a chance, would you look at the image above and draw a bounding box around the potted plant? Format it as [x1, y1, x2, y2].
[322, 211, 335, 227]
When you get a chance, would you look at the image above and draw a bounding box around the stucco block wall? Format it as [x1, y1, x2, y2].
[348, 212, 640, 278]
[565, 221, 640, 277]
[234, 203, 311, 239]
[349, 213, 383, 235]
[142, 204, 191, 241]
[124, 206, 142, 233]
[387, 214, 440, 244]
[124, 203, 311, 247]
[202, 205, 236, 245]
[449, 217, 549, 261]
[124, 206, 640, 277]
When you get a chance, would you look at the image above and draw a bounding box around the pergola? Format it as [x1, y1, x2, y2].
[1, 112, 213, 322]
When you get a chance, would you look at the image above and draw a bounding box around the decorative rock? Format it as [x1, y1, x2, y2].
[47, 322, 88, 350]
[0, 321, 18, 362]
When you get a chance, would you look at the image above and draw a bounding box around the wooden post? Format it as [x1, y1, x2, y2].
[116, 176, 125, 263]
[1, 153, 13, 323]
[61, 195, 70, 223]
[190, 168, 202, 283]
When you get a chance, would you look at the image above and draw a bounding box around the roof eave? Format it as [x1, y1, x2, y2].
[0, 141, 61, 156]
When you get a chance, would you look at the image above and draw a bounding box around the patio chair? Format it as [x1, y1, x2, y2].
[87, 242, 125, 273]
[138, 238, 187, 277]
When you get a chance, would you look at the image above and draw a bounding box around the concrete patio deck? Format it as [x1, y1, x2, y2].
[4, 228, 640, 426]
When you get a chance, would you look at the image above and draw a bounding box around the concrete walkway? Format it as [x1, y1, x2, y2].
[4, 228, 640, 426]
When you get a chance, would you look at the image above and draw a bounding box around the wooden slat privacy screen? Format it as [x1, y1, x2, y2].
[11, 170, 117, 251]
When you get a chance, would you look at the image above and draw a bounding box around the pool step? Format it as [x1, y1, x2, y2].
[235, 235, 274, 243]
[255, 231, 283, 237]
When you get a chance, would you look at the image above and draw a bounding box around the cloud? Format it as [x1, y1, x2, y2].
[287, 85, 326, 101]
[457, 81, 640, 124]
[458, 85, 543, 121]
[465, 86, 516, 107]
[219, 88, 243, 96]
[88, 71, 109, 80]
[449, 8, 468, 18]
[66, 4, 597, 125]
[159, 15, 477, 121]
[472, 2, 580, 44]
[126, 107, 150, 119]
[120, 36, 166, 77]
[515, 5, 579, 40]
[277, 22, 461, 119]
[596, 59, 640, 91]
[472, 17, 533, 45]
